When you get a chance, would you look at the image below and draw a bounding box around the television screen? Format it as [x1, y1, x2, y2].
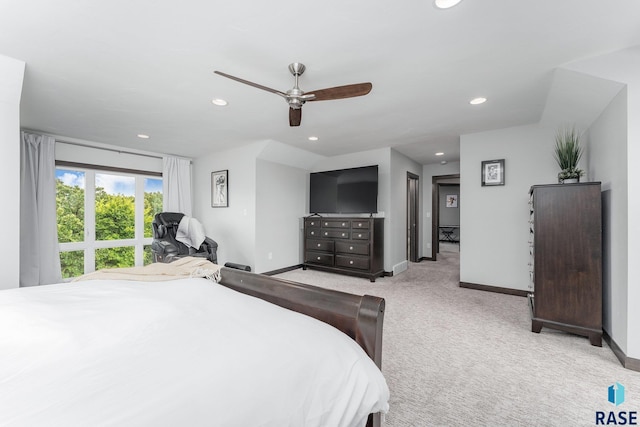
[309, 165, 378, 214]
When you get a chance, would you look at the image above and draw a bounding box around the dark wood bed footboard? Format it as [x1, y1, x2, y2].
[217, 267, 385, 427]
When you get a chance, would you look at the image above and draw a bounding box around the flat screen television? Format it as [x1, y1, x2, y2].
[309, 165, 378, 214]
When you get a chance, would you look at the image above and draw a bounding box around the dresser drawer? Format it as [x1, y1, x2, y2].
[305, 219, 321, 228]
[306, 228, 323, 238]
[335, 241, 369, 256]
[306, 239, 334, 252]
[351, 231, 370, 240]
[321, 230, 350, 239]
[305, 251, 334, 266]
[336, 255, 369, 270]
[322, 220, 350, 229]
[351, 220, 370, 229]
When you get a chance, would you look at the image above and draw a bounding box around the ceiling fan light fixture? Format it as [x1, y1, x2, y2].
[470, 97, 487, 105]
[214, 63, 372, 127]
[434, 0, 462, 9]
[211, 98, 228, 106]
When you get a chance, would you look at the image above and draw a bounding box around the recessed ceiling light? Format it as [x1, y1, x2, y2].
[308, 136, 319, 141]
[434, 0, 462, 9]
[435, 152, 444, 156]
[211, 98, 228, 106]
[441, 160, 448, 165]
[137, 134, 150, 139]
[470, 97, 487, 105]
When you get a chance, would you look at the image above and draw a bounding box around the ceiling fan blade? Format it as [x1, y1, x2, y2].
[306, 82, 372, 101]
[289, 108, 302, 127]
[214, 71, 286, 98]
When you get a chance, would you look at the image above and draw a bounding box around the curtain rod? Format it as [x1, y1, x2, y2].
[57, 140, 164, 160]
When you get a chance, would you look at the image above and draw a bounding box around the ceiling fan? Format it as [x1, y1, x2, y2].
[214, 63, 372, 127]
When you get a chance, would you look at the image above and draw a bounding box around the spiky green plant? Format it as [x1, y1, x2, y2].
[553, 127, 584, 180]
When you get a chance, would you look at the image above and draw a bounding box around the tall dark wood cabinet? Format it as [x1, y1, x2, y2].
[528, 182, 602, 346]
[303, 217, 384, 282]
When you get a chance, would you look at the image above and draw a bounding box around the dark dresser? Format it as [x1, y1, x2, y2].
[303, 217, 384, 282]
[528, 182, 602, 346]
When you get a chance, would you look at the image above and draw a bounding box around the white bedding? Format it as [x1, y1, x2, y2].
[0, 278, 389, 427]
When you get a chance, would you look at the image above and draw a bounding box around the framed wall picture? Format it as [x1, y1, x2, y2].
[481, 159, 505, 186]
[446, 194, 458, 208]
[211, 170, 228, 207]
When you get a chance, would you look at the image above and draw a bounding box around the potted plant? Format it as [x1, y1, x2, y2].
[553, 127, 584, 183]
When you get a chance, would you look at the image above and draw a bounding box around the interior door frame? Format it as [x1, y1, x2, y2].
[431, 174, 460, 261]
[407, 172, 420, 262]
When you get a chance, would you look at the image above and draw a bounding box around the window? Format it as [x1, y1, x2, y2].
[56, 167, 163, 279]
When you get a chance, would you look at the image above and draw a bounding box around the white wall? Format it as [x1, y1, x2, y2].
[0, 54, 25, 290]
[585, 88, 628, 354]
[193, 142, 260, 269]
[255, 159, 308, 273]
[192, 140, 319, 273]
[459, 125, 559, 290]
[422, 161, 460, 258]
[563, 46, 640, 360]
[389, 148, 422, 274]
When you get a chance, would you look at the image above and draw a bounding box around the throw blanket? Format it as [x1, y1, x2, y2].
[73, 257, 220, 282]
[176, 216, 206, 249]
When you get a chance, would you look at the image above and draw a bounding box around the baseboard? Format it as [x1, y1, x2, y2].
[603, 331, 640, 372]
[261, 264, 303, 276]
[459, 281, 529, 297]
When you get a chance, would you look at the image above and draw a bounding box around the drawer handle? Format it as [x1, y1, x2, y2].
[317, 243, 321, 247]
[324, 232, 328, 236]
[349, 260, 354, 265]
[310, 231, 315, 235]
[324, 222, 328, 226]
[342, 222, 346, 226]
[358, 223, 362, 227]
[358, 234, 362, 238]
[349, 246, 353, 250]
[342, 233, 346, 237]
[310, 221, 315, 225]
[317, 256, 321, 260]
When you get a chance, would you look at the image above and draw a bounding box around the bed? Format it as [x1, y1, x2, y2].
[0, 258, 388, 427]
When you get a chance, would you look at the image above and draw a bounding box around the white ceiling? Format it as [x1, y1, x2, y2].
[1, 0, 639, 164]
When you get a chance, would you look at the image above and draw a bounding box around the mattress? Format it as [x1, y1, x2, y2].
[0, 278, 389, 427]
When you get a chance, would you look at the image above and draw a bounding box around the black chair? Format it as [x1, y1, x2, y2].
[151, 212, 218, 264]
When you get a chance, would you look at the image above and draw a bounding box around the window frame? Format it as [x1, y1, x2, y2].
[56, 162, 162, 275]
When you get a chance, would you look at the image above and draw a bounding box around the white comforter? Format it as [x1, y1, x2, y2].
[0, 278, 389, 427]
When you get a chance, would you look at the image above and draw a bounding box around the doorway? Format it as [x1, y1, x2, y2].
[407, 172, 419, 263]
[431, 174, 460, 261]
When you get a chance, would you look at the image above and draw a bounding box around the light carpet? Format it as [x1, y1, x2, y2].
[275, 252, 640, 426]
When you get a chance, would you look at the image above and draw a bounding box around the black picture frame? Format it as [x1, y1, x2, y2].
[481, 159, 505, 186]
[211, 170, 228, 207]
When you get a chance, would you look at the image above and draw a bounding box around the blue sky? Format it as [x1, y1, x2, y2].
[56, 169, 162, 196]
